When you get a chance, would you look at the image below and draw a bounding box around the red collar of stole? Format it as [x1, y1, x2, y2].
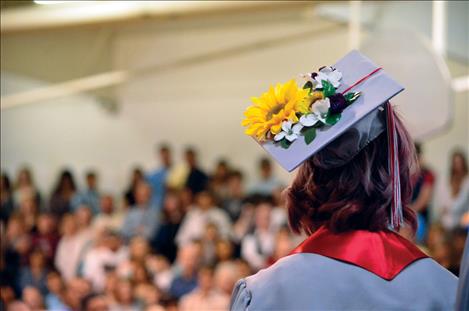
[290, 226, 428, 280]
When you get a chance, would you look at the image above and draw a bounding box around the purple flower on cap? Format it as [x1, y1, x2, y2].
[329, 93, 348, 114]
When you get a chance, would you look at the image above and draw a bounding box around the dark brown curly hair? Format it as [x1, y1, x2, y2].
[285, 111, 418, 235]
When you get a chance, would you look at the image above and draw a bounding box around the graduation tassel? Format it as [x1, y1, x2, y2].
[386, 102, 403, 230]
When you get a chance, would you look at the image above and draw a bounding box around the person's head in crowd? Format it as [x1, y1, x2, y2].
[197, 265, 215, 293]
[215, 239, 234, 263]
[259, 157, 273, 180]
[18, 192, 38, 222]
[272, 226, 294, 261]
[450, 149, 468, 195]
[102, 230, 122, 252]
[177, 242, 202, 278]
[53, 169, 77, 195]
[22, 286, 44, 310]
[46, 270, 65, 296]
[81, 293, 109, 311]
[255, 199, 273, 232]
[135, 282, 161, 308]
[113, 279, 135, 307]
[129, 236, 150, 262]
[16, 166, 35, 190]
[75, 205, 93, 230]
[100, 195, 114, 215]
[235, 259, 252, 279]
[1, 173, 12, 203]
[28, 247, 47, 271]
[85, 171, 98, 191]
[213, 159, 230, 181]
[65, 277, 92, 310]
[6, 214, 26, 242]
[0, 285, 16, 308]
[60, 213, 78, 236]
[162, 190, 183, 221]
[135, 182, 152, 207]
[103, 272, 118, 301]
[286, 114, 417, 235]
[214, 261, 239, 295]
[132, 261, 151, 285]
[184, 147, 198, 169]
[179, 188, 194, 211]
[145, 254, 171, 275]
[195, 191, 215, 211]
[204, 223, 219, 242]
[227, 170, 244, 198]
[130, 167, 144, 185]
[36, 212, 56, 236]
[158, 143, 172, 168]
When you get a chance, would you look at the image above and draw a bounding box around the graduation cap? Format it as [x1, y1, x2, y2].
[242, 50, 404, 229]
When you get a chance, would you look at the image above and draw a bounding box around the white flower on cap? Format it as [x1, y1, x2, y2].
[300, 97, 330, 126]
[313, 66, 343, 89]
[274, 120, 304, 142]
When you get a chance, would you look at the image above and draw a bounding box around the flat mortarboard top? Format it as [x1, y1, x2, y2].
[260, 50, 404, 172]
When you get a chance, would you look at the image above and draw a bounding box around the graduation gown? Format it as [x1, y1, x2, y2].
[230, 227, 457, 310]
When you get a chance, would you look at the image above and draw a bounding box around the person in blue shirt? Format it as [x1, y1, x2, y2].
[121, 182, 160, 241]
[147, 144, 172, 209]
[71, 171, 100, 215]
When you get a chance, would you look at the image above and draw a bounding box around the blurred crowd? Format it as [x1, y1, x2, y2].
[0, 143, 467, 311]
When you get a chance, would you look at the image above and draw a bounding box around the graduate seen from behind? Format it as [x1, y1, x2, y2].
[232, 50, 457, 310]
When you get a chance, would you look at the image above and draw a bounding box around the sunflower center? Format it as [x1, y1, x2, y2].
[267, 104, 284, 120]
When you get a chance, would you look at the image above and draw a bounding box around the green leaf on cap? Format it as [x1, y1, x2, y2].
[344, 92, 361, 103]
[322, 80, 336, 97]
[280, 139, 292, 149]
[303, 127, 317, 145]
[303, 81, 313, 91]
[325, 113, 341, 125]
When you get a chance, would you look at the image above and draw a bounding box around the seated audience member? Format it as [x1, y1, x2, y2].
[151, 191, 183, 263]
[49, 170, 77, 217]
[72, 170, 101, 215]
[176, 191, 231, 247]
[146, 255, 174, 293]
[410, 143, 436, 243]
[0, 173, 15, 223]
[184, 147, 209, 195]
[110, 278, 140, 311]
[123, 167, 145, 208]
[82, 230, 128, 291]
[19, 248, 49, 296]
[44, 270, 69, 310]
[17, 193, 39, 234]
[452, 177, 469, 230]
[169, 242, 202, 299]
[209, 159, 231, 201]
[249, 157, 284, 196]
[121, 182, 160, 241]
[241, 200, 275, 270]
[64, 277, 92, 310]
[22, 286, 44, 311]
[81, 293, 109, 311]
[436, 150, 468, 230]
[214, 261, 240, 297]
[55, 214, 90, 281]
[215, 239, 235, 263]
[222, 170, 245, 221]
[31, 213, 59, 264]
[92, 194, 124, 235]
[134, 282, 162, 309]
[179, 265, 229, 311]
[267, 226, 295, 265]
[147, 144, 173, 209]
[14, 167, 42, 210]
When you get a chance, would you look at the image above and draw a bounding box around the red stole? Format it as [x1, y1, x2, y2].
[290, 226, 428, 281]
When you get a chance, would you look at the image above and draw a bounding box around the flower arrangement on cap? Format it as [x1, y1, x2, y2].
[242, 66, 361, 149]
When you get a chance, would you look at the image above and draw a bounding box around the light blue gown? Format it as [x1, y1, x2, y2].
[231, 253, 457, 311]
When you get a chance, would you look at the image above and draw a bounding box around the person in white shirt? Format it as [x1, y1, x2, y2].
[241, 201, 276, 270]
[92, 194, 124, 236]
[176, 191, 232, 247]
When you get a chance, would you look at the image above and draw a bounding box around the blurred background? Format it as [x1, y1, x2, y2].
[0, 1, 468, 310]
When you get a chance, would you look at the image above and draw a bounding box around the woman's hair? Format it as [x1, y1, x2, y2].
[450, 149, 468, 196]
[285, 111, 418, 235]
